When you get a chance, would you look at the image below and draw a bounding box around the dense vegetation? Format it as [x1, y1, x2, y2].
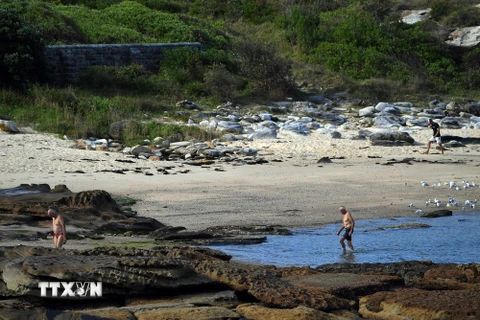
[1, 0, 480, 142]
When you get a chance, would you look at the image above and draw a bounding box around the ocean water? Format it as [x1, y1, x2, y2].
[205, 212, 480, 267]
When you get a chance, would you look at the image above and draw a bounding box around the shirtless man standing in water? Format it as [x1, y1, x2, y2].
[47, 208, 67, 248]
[337, 206, 355, 251]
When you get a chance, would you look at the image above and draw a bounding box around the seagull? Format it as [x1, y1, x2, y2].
[465, 200, 471, 206]
[404, 182, 408, 186]
[415, 209, 423, 214]
[450, 181, 456, 188]
[456, 186, 462, 191]
[421, 181, 429, 187]
[408, 203, 414, 207]
[425, 200, 430, 207]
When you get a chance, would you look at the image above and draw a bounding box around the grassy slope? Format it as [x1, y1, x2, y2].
[1, 0, 480, 141]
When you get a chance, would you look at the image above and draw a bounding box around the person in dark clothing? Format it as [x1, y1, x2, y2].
[424, 118, 444, 154]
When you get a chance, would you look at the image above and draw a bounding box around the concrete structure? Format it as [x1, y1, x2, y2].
[44, 42, 202, 85]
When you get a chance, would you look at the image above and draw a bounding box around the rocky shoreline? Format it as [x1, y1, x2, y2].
[0, 184, 479, 319]
[2, 96, 480, 318]
[1, 244, 479, 319]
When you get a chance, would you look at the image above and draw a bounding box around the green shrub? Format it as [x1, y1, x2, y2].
[59, 0, 122, 10]
[462, 48, 480, 89]
[121, 121, 218, 146]
[204, 64, 242, 101]
[76, 65, 159, 95]
[233, 38, 295, 99]
[0, 5, 50, 89]
[349, 78, 398, 102]
[442, 6, 480, 27]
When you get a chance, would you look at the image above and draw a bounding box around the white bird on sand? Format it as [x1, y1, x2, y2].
[425, 200, 430, 207]
[421, 181, 429, 187]
[408, 203, 414, 207]
[456, 186, 462, 191]
[415, 209, 423, 214]
[450, 181, 456, 188]
[465, 200, 471, 206]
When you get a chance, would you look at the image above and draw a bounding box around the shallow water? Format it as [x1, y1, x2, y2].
[205, 212, 480, 267]
[0, 187, 42, 197]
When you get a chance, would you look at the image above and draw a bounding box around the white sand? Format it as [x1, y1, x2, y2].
[1, 127, 480, 232]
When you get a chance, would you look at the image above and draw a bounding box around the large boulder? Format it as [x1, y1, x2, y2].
[0, 184, 165, 233]
[0, 120, 20, 133]
[108, 120, 136, 140]
[420, 209, 452, 218]
[359, 288, 480, 319]
[369, 131, 415, 146]
[446, 26, 480, 47]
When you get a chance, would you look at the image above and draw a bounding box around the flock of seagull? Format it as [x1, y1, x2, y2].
[406, 180, 478, 214]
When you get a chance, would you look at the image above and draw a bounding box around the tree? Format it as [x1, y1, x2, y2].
[0, 6, 49, 89]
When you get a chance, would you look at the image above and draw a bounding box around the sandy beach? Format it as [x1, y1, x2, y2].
[1, 127, 480, 232]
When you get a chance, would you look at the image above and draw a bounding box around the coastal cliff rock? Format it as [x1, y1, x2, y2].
[0, 184, 165, 233]
[0, 246, 479, 319]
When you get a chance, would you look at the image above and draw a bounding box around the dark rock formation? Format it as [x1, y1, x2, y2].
[369, 131, 415, 146]
[420, 209, 453, 218]
[0, 184, 163, 234]
[0, 246, 479, 319]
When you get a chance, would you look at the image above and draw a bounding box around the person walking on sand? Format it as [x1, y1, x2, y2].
[337, 206, 354, 251]
[424, 118, 444, 154]
[47, 208, 67, 248]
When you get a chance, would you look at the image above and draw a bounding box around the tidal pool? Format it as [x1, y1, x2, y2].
[205, 211, 480, 267]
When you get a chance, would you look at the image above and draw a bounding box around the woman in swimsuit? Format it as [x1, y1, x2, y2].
[47, 208, 67, 248]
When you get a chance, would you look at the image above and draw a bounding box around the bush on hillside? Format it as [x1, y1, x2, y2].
[233, 39, 295, 99]
[204, 64, 243, 101]
[0, 6, 50, 89]
[462, 48, 480, 89]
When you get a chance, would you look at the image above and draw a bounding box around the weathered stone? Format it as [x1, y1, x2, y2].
[0, 120, 20, 133]
[420, 209, 452, 218]
[283, 273, 402, 300]
[0, 185, 165, 233]
[236, 303, 352, 320]
[192, 259, 353, 311]
[359, 288, 480, 319]
[369, 131, 414, 145]
[133, 306, 239, 319]
[446, 26, 480, 47]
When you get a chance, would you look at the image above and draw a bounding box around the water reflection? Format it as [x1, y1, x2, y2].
[339, 251, 356, 264]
